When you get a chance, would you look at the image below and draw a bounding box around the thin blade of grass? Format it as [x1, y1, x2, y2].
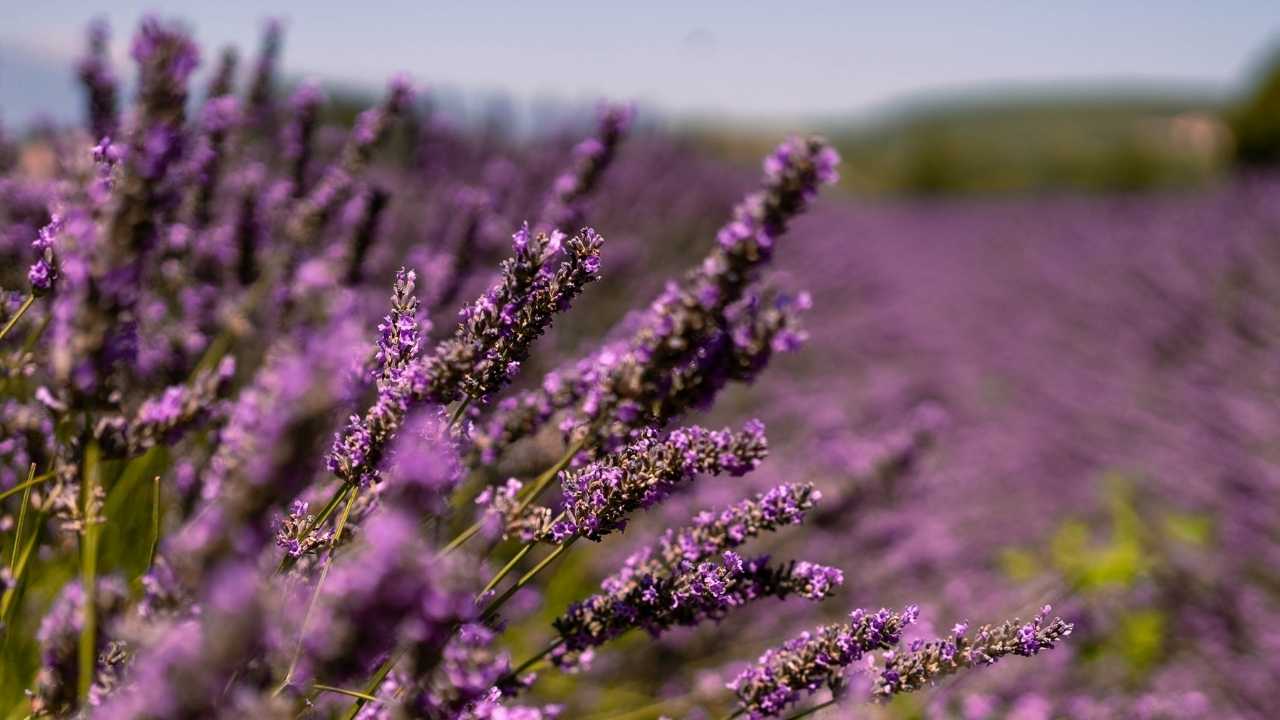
[8, 464, 35, 571]
[313, 684, 383, 704]
[0, 471, 56, 502]
[78, 440, 102, 704]
[146, 475, 161, 572]
[0, 293, 35, 343]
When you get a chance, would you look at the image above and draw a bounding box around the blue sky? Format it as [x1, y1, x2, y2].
[2, 1, 1278, 125]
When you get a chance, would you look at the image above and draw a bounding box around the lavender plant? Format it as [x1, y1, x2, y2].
[0, 16, 1097, 720]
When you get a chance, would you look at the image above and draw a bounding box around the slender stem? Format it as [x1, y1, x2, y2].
[0, 509, 47, 622]
[479, 541, 534, 596]
[9, 464, 35, 571]
[589, 698, 688, 720]
[480, 537, 576, 621]
[312, 683, 383, 704]
[321, 401, 473, 715]
[20, 310, 51, 355]
[0, 470, 56, 502]
[146, 475, 161, 572]
[512, 438, 583, 517]
[506, 637, 563, 681]
[291, 398, 470, 573]
[448, 398, 470, 426]
[79, 440, 102, 704]
[478, 507, 566, 597]
[337, 649, 403, 720]
[442, 439, 581, 556]
[280, 486, 361, 692]
[0, 293, 35, 343]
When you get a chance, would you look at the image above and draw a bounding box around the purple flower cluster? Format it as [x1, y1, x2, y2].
[409, 224, 605, 405]
[470, 136, 834, 459]
[600, 483, 820, 595]
[296, 512, 476, 688]
[730, 605, 917, 718]
[554, 552, 843, 659]
[0, 15, 1090, 720]
[873, 605, 1074, 700]
[540, 102, 635, 233]
[539, 420, 768, 542]
[28, 213, 62, 295]
[76, 19, 119, 142]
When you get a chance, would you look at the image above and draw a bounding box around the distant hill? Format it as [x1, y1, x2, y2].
[686, 90, 1232, 196]
[1, 42, 1239, 196]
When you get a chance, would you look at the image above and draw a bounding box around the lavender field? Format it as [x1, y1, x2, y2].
[1, 16, 1278, 720]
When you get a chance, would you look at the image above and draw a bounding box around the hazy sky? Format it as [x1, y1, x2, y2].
[3, 1, 1279, 121]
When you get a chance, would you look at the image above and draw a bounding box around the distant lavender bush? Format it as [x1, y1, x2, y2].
[0, 15, 1136, 720]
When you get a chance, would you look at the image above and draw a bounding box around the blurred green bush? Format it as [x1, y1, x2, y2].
[1231, 45, 1280, 167]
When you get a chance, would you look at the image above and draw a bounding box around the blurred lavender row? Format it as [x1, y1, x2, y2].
[1, 12, 1275, 720]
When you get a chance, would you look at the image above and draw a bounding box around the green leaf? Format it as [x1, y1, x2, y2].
[99, 446, 170, 583]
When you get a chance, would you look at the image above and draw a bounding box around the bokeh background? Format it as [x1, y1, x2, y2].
[5, 2, 1280, 718]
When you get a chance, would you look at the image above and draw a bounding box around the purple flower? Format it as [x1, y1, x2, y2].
[554, 554, 842, 660]
[530, 421, 769, 543]
[730, 605, 917, 719]
[873, 606, 1073, 700]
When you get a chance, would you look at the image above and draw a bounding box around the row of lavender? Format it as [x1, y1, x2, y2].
[0, 17, 1075, 720]
[597, 181, 1280, 717]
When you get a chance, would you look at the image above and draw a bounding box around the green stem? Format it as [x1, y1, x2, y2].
[0, 293, 35, 343]
[0, 509, 47, 623]
[477, 508, 566, 598]
[0, 470, 56, 502]
[280, 486, 361, 692]
[9, 464, 35, 571]
[442, 439, 582, 556]
[506, 637, 563, 681]
[588, 698, 688, 720]
[79, 440, 102, 704]
[146, 475, 161, 572]
[512, 439, 583, 517]
[439, 517, 483, 555]
[479, 541, 534, 597]
[20, 310, 51, 355]
[312, 683, 383, 704]
[337, 649, 403, 720]
[480, 537, 576, 621]
[448, 399, 470, 426]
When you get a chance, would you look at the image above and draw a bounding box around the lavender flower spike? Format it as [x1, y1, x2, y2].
[281, 81, 325, 196]
[471, 136, 837, 460]
[246, 18, 283, 129]
[408, 224, 604, 405]
[730, 605, 918, 719]
[541, 101, 635, 233]
[873, 605, 1074, 699]
[285, 75, 411, 245]
[377, 267, 424, 382]
[524, 421, 769, 543]
[553, 553, 842, 660]
[598, 482, 820, 595]
[28, 212, 63, 296]
[93, 355, 236, 458]
[76, 18, 119, 141]
[327, 267, 426, 487]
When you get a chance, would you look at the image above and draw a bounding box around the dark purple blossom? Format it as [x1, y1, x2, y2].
[730, 605, 917, 719]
